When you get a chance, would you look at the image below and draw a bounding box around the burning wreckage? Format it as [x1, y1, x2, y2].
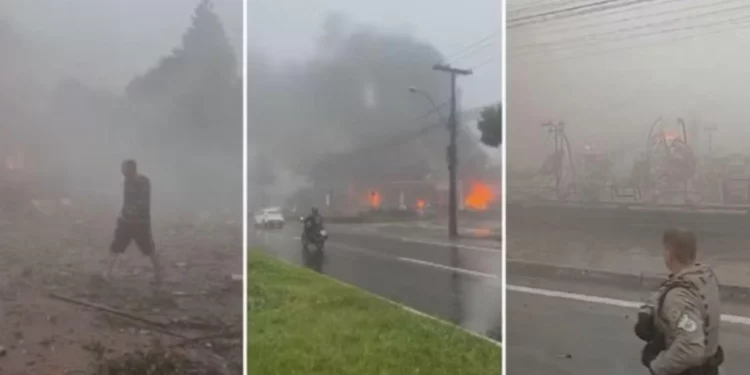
[511, 117, 750, 206]
[290, 117, 500, 217]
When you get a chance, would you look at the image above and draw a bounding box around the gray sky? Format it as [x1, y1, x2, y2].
[508, 0, 750, 167]
[247, 0, 502, 109]
[5, 0, 241, 90]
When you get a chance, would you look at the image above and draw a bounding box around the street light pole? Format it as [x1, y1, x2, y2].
[433, 64, 472, 239]
[409, 86, 449, 125]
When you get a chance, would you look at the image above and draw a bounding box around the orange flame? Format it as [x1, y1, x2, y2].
[369, 190, 381, 209]
[416, 199, 426, 210]
[663, 130, 679, 142]
[464, 181, 495, 211]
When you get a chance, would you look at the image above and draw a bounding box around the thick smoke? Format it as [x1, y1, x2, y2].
[1, 1, 241, 215]
[248, 14, 451, 207]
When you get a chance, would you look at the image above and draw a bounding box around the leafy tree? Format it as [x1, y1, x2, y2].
[478, 103, 502, 148]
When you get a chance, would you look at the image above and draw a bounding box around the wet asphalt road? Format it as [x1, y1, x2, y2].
[252, 222, 502, 340]
[507, 275, 750, 375]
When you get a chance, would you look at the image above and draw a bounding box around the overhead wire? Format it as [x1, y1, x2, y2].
[510, 1, 750, 54]
[331, 100, 450, 160]
[508, 0, 662, 29]
[508, 0, 605, 17]
[469, 57, 500, 71]
[510, 0, 725, 41]
[515, 16, 750, 60]
[439, 30, 502, 65]
[512, 17, 750, 66]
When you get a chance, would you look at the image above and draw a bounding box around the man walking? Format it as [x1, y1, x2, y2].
[104, 159, 162, 285]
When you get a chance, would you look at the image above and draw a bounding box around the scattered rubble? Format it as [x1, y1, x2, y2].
[0, 206, 242, 374]
[91, 348, 234, 375]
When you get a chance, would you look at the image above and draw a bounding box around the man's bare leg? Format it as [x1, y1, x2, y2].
[149, 252, 163, 286]
[103, 254, 121, 281]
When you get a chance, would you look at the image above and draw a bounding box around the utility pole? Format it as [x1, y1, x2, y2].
[433, 63, 472, 238]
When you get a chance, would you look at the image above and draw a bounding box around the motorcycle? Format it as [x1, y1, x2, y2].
[300, 217, 327, 251]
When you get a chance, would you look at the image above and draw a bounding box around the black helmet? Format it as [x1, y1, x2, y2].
[311, 207, 319, 214]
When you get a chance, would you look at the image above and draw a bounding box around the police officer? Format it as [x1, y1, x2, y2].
[635, 228, 723, 375]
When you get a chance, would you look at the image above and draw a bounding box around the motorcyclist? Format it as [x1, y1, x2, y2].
[303, 207, 324, 238]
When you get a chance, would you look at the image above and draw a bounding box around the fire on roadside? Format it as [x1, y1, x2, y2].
[369, 190, 382, 209]
[464, 181, 495, 211]
[416, 199, 426, 210]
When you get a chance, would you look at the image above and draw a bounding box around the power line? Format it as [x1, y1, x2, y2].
[444, 40, 499, 65]
[440, 30, 502, 65]
[511, 16, 750, 66]
[509, 0, 604, 17]
[510, 0, 724, 41]
[469, 56, 500, 71]
[334, 101, 450, 158]
[508, 0, 661, 29]
[509, 0, 657, 25]
[510, 3, 750, 57]
[511, 12, 750, 61]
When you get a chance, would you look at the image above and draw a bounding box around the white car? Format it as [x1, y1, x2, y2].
[254, 207, 285, 229]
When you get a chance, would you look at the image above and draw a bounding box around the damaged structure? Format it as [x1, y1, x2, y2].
[292, 106, 501, 216]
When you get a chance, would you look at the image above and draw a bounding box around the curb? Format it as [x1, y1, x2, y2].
[508, 202, 750, 239]
[253, 250, 502, 347]
[507, 259, 750, 303]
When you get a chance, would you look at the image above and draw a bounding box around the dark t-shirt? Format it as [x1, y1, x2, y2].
[305, 214, 323, 229]
[121, 174, 151, 221]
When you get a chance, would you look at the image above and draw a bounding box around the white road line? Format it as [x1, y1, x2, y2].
[509, 284, 750, 326]
[399, 237, 501, 253]
[257, 232, 501, 280]
[330, 227, 501, 253]
[329, 241, 500, 280]
[331, 225, 501, 249]
[396, 257, 500, 279]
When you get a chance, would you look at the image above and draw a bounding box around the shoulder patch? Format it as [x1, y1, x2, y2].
[668, 307, 682, 323]
[677, 313, 698, 332]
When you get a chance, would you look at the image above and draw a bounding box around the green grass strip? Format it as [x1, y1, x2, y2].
[248, 250, 501, 375]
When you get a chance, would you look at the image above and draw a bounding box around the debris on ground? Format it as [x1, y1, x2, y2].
[91, 348, 233, 375]
[0, 206, 242, 374]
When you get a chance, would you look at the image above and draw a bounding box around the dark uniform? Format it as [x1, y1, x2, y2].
[110, 174, 155, 255]
[637, 263, 723, 375]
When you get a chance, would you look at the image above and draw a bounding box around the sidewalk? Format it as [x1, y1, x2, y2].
[508, 228, 750, 291]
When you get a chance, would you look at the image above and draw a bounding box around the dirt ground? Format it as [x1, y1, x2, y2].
[0, 201, 243, 374]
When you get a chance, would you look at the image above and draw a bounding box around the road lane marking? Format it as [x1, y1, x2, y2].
[328, 242, 501, 280]
[255, 232, 501, 279]
[508, 284, 750, 326]
[508, 285, 640, 308]
[328, 227, 501, 253]
[396, 257, 500, 279]
[399, 238, 501, 253]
